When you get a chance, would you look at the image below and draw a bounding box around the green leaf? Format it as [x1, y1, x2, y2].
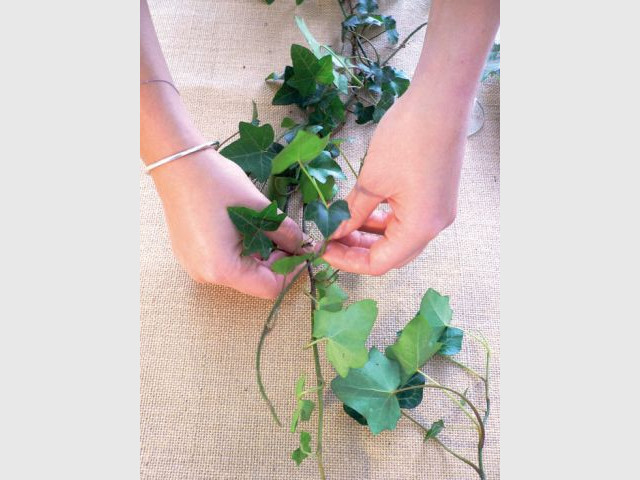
[219, 122, 275, 182]
[288, 44, 334, 97]
[396, 372, 425, 409]
[437, 326, 464, 356]
[424, 419, 445, 441]
[317, 281, 348, 312]
[386, 289, 453, 383]
[291, 431, 312, 466]
[227, 202, 286, 259]
[354, 102, 374, 125]
[381, 66, 410, 96]
[382, 16, 398, 44]
[265, 71, 283, 82]
[313, 299, 378, 377]
[306, 151, 346, 183]
[331, 347, 402, 434]
[291, 376, 316, 433]
[343, 403, 368, 426]
[304, 200, 350, 238]
[271, 129, 331, 175]
[482, 43, 500, 82]
[281, 117, 298, 129]
[300, 174, 336, 204]
[372, 90, 396, 123]
[271, 253, 313, 275]
[355, 0, 378, 16]
[272, 66, 303, 106]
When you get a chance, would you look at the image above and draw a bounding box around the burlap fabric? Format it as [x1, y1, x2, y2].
[141, 1, 500, 478]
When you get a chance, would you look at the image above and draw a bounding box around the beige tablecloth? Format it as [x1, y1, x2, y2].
[141, 1, 500, 478]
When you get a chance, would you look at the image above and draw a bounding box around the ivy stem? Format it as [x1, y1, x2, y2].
[418, 370, 480, 430]
[214, 130, 240, 150]
[337, 146, 359, 179]
[255, 267, 306, 427]
[337, 0, 348, 19]
[401, 411, 482, 477]
[304, 222, 327, 480]
[442, 356, 486, 381]
[298, 160, 329, 208]
[381, 21, 428, 66]
[352, 30, 380, 64]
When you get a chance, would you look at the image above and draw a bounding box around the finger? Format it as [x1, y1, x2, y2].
[334, 230, 381, 249]
[323, 219, 428, 275]
[226, 253, 305, 299]
[359, 211, 394, 235]
[265, 216, 308, 254]
[331, 184, 385, 239]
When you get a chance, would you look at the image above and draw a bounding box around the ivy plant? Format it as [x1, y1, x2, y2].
[213, 2, 496, 479]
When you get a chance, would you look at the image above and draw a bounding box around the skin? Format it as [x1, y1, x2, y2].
[140, 0, 499, 298]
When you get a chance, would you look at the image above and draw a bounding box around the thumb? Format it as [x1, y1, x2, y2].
[332, 184, 384, 239]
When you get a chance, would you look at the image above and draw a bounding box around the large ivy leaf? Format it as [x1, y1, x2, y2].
[272, 66, 303, 106]
[291, 431, 312, 466]
[313, 299, 378, 377]
[396, 372, 425, 409]
[437, 326, 464, 356]
[288, 44, 334, 97]
[271, 129, 331, 174]
[304, 199, 350, 238]
[386, 289, 453, 383]
[227, 202, 286, 259]
[219, 122, 276, 182]
[331, 347, 402, 434]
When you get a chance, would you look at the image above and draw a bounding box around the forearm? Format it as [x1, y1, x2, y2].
[407, 0, 500, 131]
[140, 0, 203, 165]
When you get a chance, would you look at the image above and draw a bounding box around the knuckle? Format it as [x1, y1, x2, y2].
[369, 263, 391, 276]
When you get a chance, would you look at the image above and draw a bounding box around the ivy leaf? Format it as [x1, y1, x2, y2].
[271, 129, 331, 174]
[331, 347, 402, 435]
[300, 174, 337, 204]
[313, 299, 378, 377]
[291, 431, 312, 466]
[381, 66, 410, 96]
[424, 420, 445, 441]
[291, 376, 316, 433]
[355, 0, 378, 16]
[437, 326, 464, 356]
[372, 90, 396, 123]
[272, 66, 303, 106]
[386, 289, 453, 383]
[271, 253, 313, 275]
[306, 151, 346, 183]
[315, 263, 348, 312]
[304, 199, 350, 238]
[482, 43, 500, 82]
[281, 117, 298, 129]
[219, 122, 276, 182]
[288, 44, 334, 97]
[396, 372, 425, 409]
[265, 71, 283, 82]
[354, 102, 375, 125]
[227, 202, 286, 259]
[343, 403, 368, 426]
[382, 16, 398, 44]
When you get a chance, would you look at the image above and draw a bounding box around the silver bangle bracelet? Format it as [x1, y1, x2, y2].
[144, 141, 219, 174]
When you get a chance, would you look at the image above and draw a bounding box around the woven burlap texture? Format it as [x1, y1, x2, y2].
[141, 1, 500, 478]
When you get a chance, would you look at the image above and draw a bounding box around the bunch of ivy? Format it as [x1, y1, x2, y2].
[213, 2, 493, 479]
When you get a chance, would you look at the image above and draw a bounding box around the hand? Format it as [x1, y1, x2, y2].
[151, 148, 307, 299]
[322, 89, 466, 275]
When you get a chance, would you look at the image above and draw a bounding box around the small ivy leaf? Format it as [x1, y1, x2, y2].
[251, 100, 259, 126]
[424, 419, 445, 441]
[313, 299, 378, 377]
[482, 43, 500, 82]
[326, 142, 341, 158]
[301, 174, 337, 204]
[460, 387, 469, 407]
[300, 400, 314, 421]
[343, 403, 368, 426]
[386, 289, 453, 383]
[281, 117, 298, 129]
[382, 16, 398, 44]
[291, 431, 312, 466]
[296, 0, 305, 6]
[381, 66, 410, 96]
[331, 347, 402, 435]
[271, 253, 313, 275]
[437, 326, 464, 356]
[304, 199, 350, 238]
[288, 45, 334, 97]
[272, 66, 303, 106]
[396, 372, 426, 409]
[306, 151, 347, 183]
[355, 0, 379, 16]
[317, 281, 348, 312]
[372, 90, 396, 123]
[265, 71, 283, 82]
[219, 122, 276, 182]
[271, 129, 331, 175]
[227, 202, 286, 259]
[354, 102, 375, 125]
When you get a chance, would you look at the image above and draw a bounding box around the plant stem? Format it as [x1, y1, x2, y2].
[401, 412, 482, 477]
[337, 0, 348, 19]
[442, 356, 486, 381]
[419, 370, 480, 430]
[352, 30, 380, 64]
[214, 130, 240, 150]
[337, 146, 359, 179]
[381, 21, 428, 66]
[304, 222, 327, 480]
[255, 267, 306, 427]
